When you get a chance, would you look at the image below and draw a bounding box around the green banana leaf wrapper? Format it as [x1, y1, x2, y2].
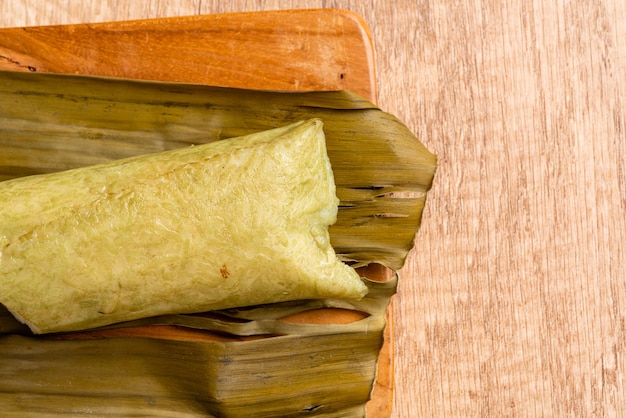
[0, 70, 436, 417]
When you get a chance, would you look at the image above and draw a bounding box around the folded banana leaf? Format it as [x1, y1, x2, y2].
[0, 277, 396, 417]
[0, 69, 437, 417]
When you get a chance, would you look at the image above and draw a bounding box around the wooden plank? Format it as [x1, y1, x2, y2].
[0, 9, 376, 100]
[0, 9, 394, 417]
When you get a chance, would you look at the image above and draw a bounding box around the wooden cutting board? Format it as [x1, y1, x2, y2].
[0, 9, 393, 417]
[0, 9, 376, 99]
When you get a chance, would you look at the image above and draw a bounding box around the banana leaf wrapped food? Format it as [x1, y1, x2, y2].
[0, 70, 437, 417]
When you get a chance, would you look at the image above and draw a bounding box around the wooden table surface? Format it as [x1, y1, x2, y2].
[2, 1, 625, 417]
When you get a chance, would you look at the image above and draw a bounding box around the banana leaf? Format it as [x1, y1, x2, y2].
[0, 69, 436, 417]
[0, 278, 396, 417]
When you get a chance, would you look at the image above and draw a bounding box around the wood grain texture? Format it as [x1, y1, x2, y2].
[2, 1, 626, 417]
[0, 10, 376, 98]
